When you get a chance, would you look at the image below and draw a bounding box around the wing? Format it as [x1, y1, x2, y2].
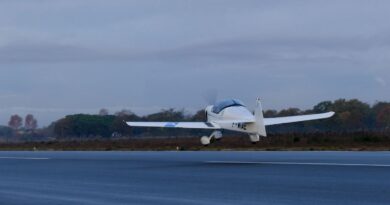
[264, 112, 335, 126]
[126, 122, 220, 129]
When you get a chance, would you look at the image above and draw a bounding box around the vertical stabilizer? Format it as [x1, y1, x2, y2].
[255, 98, 267, 137]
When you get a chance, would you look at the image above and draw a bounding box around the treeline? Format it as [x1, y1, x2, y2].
[1, 98, 390, 141]
[52, 98, 390, 139]
[52, 108, 205, 139]
[265, 99, 390, 133]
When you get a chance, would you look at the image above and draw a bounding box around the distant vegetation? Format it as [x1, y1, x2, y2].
[1, 99, 390, 149]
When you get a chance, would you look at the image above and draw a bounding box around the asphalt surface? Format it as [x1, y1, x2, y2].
[0, 151, 389, 205]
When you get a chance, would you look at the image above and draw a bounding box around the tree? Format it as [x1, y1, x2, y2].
[54, 114, 115, 138]
[332, 99, 371, 130]
[115, 109, 134, 117]
[191, 109, 207, 121]
[0, 126, 13, 141]
[372, 102, 390, 129]
[375, 105, 390, 129]
[8, 115, 23, 130]
[313, 101, 333, 113]
[264, 110, 278, 117]
[99, 108, 109, 116]
[146, 109, 186, 121]
[25, 114, 38, 130]
[277, 108, 301, 117]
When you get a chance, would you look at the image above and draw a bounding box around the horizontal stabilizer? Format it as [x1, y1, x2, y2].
[126, 122, 221, 129]
[264, 112, 335, 126]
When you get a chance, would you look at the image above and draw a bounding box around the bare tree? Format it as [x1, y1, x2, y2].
[8, 115, 23, 130]
[99, 108, 109, 116]
[115, 109, 133, 117]
[25, 114, 38, 130]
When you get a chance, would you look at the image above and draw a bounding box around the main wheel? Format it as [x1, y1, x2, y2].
[200, 136, 211, 146]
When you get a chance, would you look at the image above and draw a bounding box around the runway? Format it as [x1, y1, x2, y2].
[0, 151, 389, 205]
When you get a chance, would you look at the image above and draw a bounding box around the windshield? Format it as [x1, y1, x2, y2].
[212, 99, 245, 114]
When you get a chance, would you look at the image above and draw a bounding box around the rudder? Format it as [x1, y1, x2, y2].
[255, 98, 267, 137]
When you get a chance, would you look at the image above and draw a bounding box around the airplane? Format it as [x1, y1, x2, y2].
[126, 98, 335, 145]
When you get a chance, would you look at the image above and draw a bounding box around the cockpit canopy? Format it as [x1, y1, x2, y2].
[212, 99, 245, 114]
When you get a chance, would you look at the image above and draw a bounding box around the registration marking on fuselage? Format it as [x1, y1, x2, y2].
[206, 161, 390, 167]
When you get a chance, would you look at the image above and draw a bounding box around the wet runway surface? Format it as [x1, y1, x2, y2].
[0, 151, 389, 205]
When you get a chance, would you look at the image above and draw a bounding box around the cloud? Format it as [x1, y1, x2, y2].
[0, 0, 390, 125]
[0, 42, 116, 63]
[375, 77, 387, 87]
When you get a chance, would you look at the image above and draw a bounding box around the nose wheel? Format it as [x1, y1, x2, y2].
[200, 131, 223, 146]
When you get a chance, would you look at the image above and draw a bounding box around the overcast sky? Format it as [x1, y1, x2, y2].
[0, 0, 390, 126]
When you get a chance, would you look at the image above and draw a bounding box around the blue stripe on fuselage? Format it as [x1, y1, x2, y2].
[165, 122, 179, 127]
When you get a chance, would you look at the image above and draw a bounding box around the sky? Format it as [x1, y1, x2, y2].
[0, 0, 390, 126]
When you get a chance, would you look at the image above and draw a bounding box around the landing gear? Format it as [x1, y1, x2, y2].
[200, 131, 223, 146]
[249, 134, 260, 144]
[201, 136, 211, 146]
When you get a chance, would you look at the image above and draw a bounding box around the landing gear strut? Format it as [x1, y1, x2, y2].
[249, 134, 260, 144]
[200, 131, 222, 146]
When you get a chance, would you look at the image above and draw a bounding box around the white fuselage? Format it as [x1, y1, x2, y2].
[205, 105, 258, 134]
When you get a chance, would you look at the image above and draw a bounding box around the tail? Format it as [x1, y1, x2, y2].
[255, 98, 267, 137]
